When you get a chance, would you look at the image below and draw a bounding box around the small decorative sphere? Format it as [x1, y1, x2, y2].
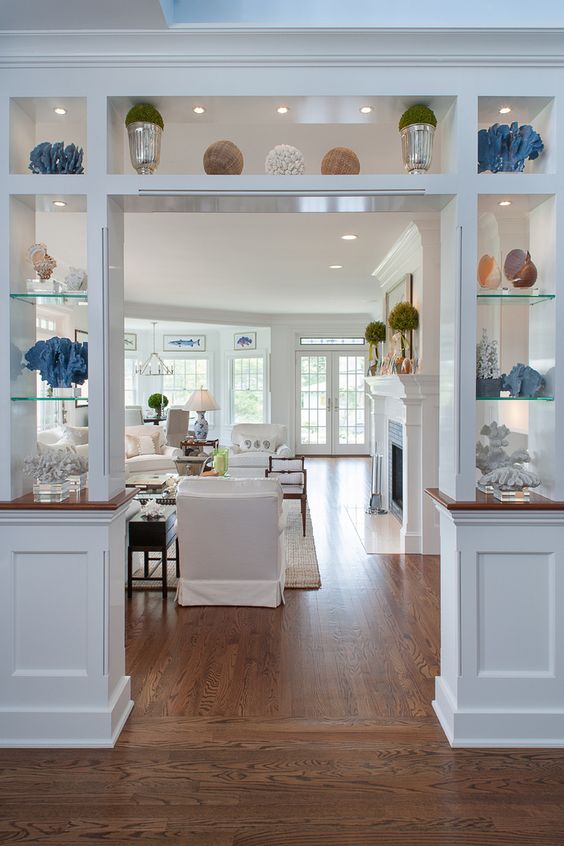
[265, 144, 305, 175]
[203, 140, 244, 175]
[321, 147, 360, 175]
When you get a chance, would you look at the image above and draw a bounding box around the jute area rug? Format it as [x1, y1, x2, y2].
[131, 501, 321, 592]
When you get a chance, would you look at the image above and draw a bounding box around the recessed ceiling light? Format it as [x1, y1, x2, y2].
[54, 107, 67, 116]
[52, 200, 67, 207]
[499, 106, 512, 115]
[359, 106, 373, 114]
[192, 105, 206, 114]
[329, 265, 343, 269]
[276, 105, 289, 114]
[498, 200, 512, 207]
[341, 234, 358, 240]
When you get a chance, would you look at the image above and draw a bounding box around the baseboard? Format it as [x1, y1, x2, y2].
[0, 676, 133, 748]
[433, 676, 564, 748]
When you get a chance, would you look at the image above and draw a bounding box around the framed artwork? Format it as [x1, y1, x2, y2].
[74, 329, 88, 408]
[234, 332, 257, 350]
[124, 332, 137, 351]
[385, 273, 413, 353]
[163, 334, 206, 352]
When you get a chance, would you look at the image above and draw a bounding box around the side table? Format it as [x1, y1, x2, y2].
[127, 505, 178, 599]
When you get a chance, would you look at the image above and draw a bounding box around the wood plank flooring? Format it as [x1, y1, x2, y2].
[1, 457, 564, 844]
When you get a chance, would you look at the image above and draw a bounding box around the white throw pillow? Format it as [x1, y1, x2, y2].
[239, 438, 254, 452]
[125, 434, 140, 459]
[138, 435, 156, 456]
[62, 425, 89, 445]
[259, 438, 275, 452]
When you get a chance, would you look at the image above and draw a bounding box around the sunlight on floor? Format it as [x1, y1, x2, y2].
[345, 506, 401, 554]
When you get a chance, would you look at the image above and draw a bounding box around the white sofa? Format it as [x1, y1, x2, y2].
[37, 426, 89, 460]
[228, 423, 292, 478]
[175, 476, 286, 607]
[125, 424, 182, 476]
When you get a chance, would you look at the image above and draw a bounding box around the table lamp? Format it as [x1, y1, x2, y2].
[184, 388, 220, 440]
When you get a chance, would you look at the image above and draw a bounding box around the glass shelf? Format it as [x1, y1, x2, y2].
[477, 290, 555, 304]
[10, 292, 88, 304]
[476, 395, 554, 401]
[11, 396, 88, 402]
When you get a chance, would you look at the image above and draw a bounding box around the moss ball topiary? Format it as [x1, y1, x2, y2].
[388, 301, 419, 333]
[364, 321, 386, 345]
[398, 105, 437, 132]
[147, 393, 169, 412]
[125, 103, 164, 130]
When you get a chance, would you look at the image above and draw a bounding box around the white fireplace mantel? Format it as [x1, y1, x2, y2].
[365, 374, 439, 554]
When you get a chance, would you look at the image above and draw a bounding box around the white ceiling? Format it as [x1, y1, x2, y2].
[123, 211, 426, 315]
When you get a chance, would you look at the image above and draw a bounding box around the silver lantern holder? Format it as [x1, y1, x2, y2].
[127, 121, 163, 175]
[400, 123, 435, 174]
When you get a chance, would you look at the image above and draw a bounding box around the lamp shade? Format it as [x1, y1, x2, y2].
[184, 388, 220, 412]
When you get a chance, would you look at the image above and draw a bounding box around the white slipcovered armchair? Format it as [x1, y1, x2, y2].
[125, 424, 182, 476]
[175, 476, 286, 607]
[228, 423, 292, 478]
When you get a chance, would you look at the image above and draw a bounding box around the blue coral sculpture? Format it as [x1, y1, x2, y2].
[477, 122, 544, 173]
[24, 337, 88, 388]
[28, 141, 84, 174]
[502, 363, 544, 398]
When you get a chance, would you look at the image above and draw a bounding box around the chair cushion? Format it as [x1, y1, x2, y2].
[269, 471, 304, 485]
[125, 454, 176, 474]
[270, 459, 304, 472]
[279, 484, 305, 495]
[228, 451, 271, 468]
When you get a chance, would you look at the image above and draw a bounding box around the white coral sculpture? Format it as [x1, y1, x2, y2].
[475, 421, 539, 491]
[265, 144, 305, 175]
[23, 451, 88, 483]
[476, 328, 500, 379]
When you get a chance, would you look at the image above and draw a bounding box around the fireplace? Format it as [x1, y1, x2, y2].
[388, 420, 404, 522]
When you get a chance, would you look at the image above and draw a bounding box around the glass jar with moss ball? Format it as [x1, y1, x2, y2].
[125, 103, 164, 174]
[364, 320, 386, 375]
[388, 302, 419, 373]
[398, 104, 437, 174]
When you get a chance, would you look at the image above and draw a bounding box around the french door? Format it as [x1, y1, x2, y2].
[296, 351, 368, 455]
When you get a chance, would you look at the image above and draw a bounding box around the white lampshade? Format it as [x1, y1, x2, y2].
[184, 388, 220, 412]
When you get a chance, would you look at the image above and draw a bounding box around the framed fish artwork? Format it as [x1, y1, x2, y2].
[234, 332, 256, 350]
[163, 334, 206, 352]
[124, 332, 137, 351]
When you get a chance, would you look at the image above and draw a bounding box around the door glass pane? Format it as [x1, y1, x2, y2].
[337, 355, 365, 445]
[300, 355, 327, 445]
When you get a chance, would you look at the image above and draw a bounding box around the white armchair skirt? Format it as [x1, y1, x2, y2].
[175, 477, 286, 607]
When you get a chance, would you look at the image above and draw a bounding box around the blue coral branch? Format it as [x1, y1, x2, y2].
[477, 122, 544, 173]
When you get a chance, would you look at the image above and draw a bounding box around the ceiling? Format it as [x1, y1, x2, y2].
[123, 211, 427, 315]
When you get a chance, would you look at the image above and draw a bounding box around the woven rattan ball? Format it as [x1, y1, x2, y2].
[321, 147, 360, 175]
[203, 140, 244, 175]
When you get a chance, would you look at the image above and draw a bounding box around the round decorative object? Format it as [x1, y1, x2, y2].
[321, 147, 360, 175]
[265, 144, 305, 175]
[203, 140, 244, 175]
[503, 249, 538, 288]
[477, 254, 502, 289]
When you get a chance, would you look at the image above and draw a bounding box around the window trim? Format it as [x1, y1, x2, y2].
[227, 350, 268, 425]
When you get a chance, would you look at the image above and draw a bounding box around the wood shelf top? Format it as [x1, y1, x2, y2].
[0, 487, 138, 512]
[425, 487, 564, 511]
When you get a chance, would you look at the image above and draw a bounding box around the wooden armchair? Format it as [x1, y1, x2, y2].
[266, 455, 308, 536]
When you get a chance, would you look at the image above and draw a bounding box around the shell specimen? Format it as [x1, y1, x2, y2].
[27, 243, 57, 280]
[28, 142, 84, 174]
[203, 140, 244, 175]
[64, 267, 88, 291]
[477, 122, 544, 173]
[321, 147, 360, 175]
[503, 249, 538, 288]
[477, 254, 501, 289]
[265, 144, 305, 175]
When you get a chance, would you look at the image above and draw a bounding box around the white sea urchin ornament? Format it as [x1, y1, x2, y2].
[265, 144, 305, 175]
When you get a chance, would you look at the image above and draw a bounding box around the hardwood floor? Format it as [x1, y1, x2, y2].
[1, 457, 564, 844]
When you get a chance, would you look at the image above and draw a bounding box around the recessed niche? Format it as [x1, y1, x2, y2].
[10, 98, 87, 175]
[477, 96, 554, 174]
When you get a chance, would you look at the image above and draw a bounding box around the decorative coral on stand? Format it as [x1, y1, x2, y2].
[29, 142, 84, 174]
[24, 337, 88, 389]
[475, 421, 540, 498]
[476, 328, 502, 397]
[265, 145, 305, 175]
[477, 122, 544, 173]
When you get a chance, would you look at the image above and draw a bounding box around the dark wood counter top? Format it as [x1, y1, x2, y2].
[0, 488, 138, 512]
[425, 487, 564, 511]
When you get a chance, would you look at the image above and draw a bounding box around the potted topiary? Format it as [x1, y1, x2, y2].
[398, 104, 437, 174]
[388, 302, 419, 371]
[147, 392, 169, 418]
[125, 103, 164, 175]
[364, 320, 386, 375]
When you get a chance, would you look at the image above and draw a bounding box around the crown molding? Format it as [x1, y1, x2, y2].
[372, 222, 422, 290]
[1, 28, 564, 68]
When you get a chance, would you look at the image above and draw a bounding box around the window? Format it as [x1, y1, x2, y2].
[162, 358, 209, 407]
[124, 358, 137, 407]
[300, 337, 365, 346]
[231, 356, 265, 423]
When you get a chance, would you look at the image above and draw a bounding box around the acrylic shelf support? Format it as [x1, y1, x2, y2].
[476, 395, 554, 401]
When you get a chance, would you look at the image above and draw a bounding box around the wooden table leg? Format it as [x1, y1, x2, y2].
[301, 498, 307, 536]
[162, 545, 168, 598]
[144, 550, 149, 578]
[127, 547, 133, 599]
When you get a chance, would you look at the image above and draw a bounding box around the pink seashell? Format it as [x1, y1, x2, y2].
[477, 254, 501, 289]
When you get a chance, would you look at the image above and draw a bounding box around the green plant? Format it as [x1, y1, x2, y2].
[125, 103, 164, 129]
[398, 105, 437, 131]
[388, 301, 419, 357]
[364, 320, 386, 371]
[147, 392, 169, 412]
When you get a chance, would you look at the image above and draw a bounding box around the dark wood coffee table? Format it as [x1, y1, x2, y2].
[127, 505, 178, 599]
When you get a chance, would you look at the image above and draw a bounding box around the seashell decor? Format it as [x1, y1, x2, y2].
[27, 242, 57, 280]
[64, 267, 88, 291]
[503, 249, 538, 288]
[477, 254, 501, 289]
[265, 144, 305, 175]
